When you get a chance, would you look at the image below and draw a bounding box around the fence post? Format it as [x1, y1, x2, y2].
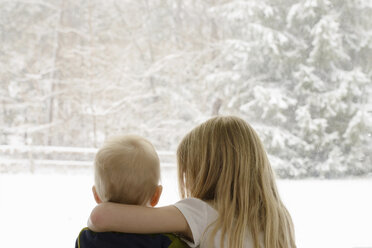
[28, 146, 34, 173]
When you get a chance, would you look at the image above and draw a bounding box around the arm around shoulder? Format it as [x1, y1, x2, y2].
[88, 202, 192, 240]
[88, 203, 110, 232]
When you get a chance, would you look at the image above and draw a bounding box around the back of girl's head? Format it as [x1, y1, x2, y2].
[177, 116, 296, 248]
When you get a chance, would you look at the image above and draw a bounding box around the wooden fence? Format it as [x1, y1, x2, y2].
[0, 145, 176, 172]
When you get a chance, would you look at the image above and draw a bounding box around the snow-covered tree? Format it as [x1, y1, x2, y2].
[209, 0, 372, 177]
[0, 0, 371, 177]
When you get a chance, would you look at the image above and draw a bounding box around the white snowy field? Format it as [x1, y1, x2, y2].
[0, 169, 371, 248]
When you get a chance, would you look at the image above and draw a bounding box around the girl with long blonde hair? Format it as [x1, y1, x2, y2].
[88, 116, 296, 248]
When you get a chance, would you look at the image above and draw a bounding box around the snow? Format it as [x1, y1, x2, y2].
[0, 170, 371, 248]
[1, 0, 371, 178]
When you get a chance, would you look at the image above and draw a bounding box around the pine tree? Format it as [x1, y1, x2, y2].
[210, 0, 372, 177]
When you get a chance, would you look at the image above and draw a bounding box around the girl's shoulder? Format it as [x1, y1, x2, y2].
[174, 197, 218, 218]
[175, 197, 215, 208]
[173, 198, 218, 248]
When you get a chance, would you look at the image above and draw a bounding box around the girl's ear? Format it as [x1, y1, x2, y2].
[92, 185, 102, 204]
[150, 185, 163, 207]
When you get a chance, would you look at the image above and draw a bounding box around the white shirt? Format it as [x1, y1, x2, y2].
[174, 198, 263, 248]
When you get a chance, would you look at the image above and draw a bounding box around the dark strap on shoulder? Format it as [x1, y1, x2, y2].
[75, 228, 189, 248]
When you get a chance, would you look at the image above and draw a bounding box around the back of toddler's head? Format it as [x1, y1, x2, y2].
[94, 135, 160, 205]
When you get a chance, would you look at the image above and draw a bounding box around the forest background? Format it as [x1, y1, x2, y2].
[1, 0, 371, 178]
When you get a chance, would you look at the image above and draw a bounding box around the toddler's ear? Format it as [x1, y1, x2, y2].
[150, 185, 163, 207]
[92, 186, 102, 204]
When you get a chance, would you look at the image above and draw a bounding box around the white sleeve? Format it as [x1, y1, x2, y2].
[174, 198, 209, 248]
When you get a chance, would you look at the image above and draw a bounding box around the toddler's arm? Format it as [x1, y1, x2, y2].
[88, 202, 193, 241]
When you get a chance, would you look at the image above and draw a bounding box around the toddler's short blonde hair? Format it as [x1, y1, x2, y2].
[94, 135, 160, 205]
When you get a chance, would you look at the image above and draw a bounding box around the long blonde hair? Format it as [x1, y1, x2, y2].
[177, 116, 296, 248]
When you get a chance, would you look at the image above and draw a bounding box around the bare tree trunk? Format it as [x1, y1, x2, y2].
[88, 2, 97, 148]
[211, 98, 223, 116]
[144, 0, 156, 93]
[47, 0, 65, 146]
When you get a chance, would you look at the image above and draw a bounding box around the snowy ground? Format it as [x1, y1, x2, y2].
[0, 169, 371, 248]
